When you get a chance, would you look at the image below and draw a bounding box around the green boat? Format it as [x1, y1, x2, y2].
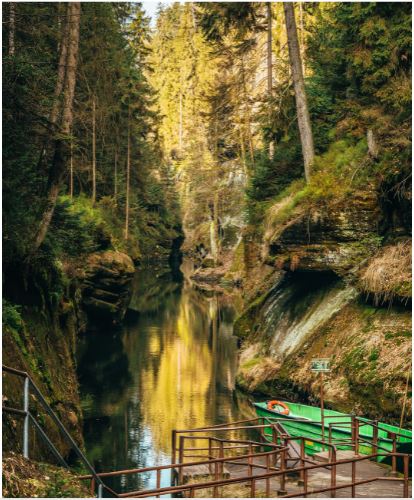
[254, 401, 412, 467]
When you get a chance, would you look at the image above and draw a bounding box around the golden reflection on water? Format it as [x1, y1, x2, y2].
[124, 284, 236, 453]
[79, 267, 254, 488]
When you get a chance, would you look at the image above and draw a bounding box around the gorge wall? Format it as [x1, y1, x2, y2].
[2, 205, 181, 461]
[231, 187, 411, 424]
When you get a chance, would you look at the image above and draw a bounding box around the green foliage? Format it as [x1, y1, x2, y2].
[47, 196, 112, 258]
[2, 300, 24, 333]
[246, 144, 303, 202]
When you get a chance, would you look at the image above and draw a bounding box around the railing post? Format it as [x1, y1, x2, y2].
[171, 430, 177, 465]
[90, 478, 95, 497]
[178, 436, 185, 485]
[156, 469, 161, 498]
[351, 459, 356, 497]
[213, 460, 219, 498]
[390, 433, 397, 477]
[251, 477, 256, 498]
[372, 421, 378, 456]
[303, 466, 308, 497]
[354, 418, 359, 455]
[98, 483, 103, 498]
[403, 454, 409, 498]
[351, 414, 356, 453]
[272, 426, 278, 466]
[330, 447, 336, 498]
[266, 453, 271, 497]
[277, 447, 287, 496]
[298, 438, 305, 486]
[219, 441, 224, 479]
[23, 376, 29, 459]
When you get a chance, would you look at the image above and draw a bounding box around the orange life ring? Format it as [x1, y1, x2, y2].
[267, 400, 290, 415]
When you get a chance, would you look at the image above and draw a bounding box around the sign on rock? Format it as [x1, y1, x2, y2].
[310, 358, 331, 372]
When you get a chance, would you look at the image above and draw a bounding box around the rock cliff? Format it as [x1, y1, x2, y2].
[75, 250, 135, 330]
[234, 189, 411, 424]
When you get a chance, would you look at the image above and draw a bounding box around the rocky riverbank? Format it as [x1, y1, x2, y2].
[3, 197, 182, 462]
[231, 187, 411, 424]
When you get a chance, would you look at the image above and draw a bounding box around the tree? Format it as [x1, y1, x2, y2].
[283, 3, 314, 182]
[8, 3, 15, 56]
[32, 2, 81, 253]
[124, 109, 131, 240]
[267, 3, 274, 159]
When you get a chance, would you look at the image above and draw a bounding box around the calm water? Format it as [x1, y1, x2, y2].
[77, 262, 254, 494]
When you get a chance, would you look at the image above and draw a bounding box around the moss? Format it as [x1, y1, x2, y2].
[2, 453, 90, 498]
[240, 357, 261, 371]
[233, 291, 269, 339]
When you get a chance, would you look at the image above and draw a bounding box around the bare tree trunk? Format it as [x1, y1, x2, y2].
[69, 137, 74, 199]
[179, 92, 183, 151]
[298, 2, 306, 75]
[213, 190, 219, 265]
[267, 3, 274, 160]
[114, 148, 118, 201]
[50, 4, 70, 127]
[92, 95, 96, 204]
[240, 58, 254, 162]
[35, 3, 70, 174]
[32, 2, 81, 254]
[284, 3, 314, 182]
[9, 3, 15, 56]
[124, 112, 131, 240]
[239, 124, 248, 176]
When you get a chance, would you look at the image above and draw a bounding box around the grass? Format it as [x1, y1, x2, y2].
[260, 137, 371, 241]
[359, 240, 412, 305]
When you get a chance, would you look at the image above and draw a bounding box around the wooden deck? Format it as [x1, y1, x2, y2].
[225, 453, 411, 498]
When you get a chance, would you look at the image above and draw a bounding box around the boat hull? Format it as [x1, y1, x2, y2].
[254, 402, 412, 468]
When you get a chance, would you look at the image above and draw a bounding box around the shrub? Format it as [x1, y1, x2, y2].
[2, 300, 23, 332]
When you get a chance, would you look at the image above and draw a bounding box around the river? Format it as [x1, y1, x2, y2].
[77, 261, 254, 494]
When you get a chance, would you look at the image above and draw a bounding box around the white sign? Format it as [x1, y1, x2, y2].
[310, 358, 331, 372]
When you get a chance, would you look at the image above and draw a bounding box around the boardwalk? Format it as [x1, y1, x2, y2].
[225, 452, 411, 498]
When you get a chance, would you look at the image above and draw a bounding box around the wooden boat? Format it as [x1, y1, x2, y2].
[254, 401, 412, 466]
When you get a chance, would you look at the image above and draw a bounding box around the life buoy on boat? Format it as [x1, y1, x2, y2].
[267, 400, 290, 415]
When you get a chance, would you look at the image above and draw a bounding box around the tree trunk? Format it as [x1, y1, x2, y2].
[284, 3, 314, 182]
[69, 137, 74, 199]
[36, 3, 70, 174]
[239, 124, 248, 176]
[124, 112, 131, 240]
[50, 4, 70, 127]
[179, 92, 183, 152]
[114, 148, 118, 201]
[32, 2, 81, 254]
[210, 190, 220, 266]
[267, 3, 274, 160]
[240, 58, 254, 162]
[298, 2, 306, 75]
[92, 95, 96, 204]
[9, 3, 15, 56]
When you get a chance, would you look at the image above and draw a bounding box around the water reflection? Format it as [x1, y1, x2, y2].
[77, 263, 253, 494]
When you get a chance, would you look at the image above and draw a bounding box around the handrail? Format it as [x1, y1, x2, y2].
[115, 451, 411, 498]
[78, 446, 285, 480]
[2, 364, 112, 498]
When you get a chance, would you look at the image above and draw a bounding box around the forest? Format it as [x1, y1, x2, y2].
[2, 2, 412, 498]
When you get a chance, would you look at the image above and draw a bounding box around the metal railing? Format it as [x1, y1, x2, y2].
[2, 365, 114, 498]
[78, 450, 411, 498]
[5, 370, 410, 499]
